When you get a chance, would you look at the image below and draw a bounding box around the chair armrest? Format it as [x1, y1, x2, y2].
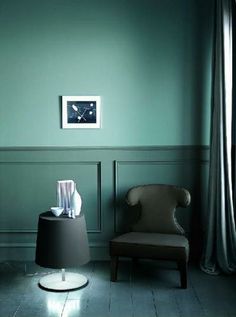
[176, 188, 191, 208]
[126, 186, 141, 206]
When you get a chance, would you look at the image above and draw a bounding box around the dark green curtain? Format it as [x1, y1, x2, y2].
[201, 0, 236, 274]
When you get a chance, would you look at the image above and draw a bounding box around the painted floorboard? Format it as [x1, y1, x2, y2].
[151, 270, 181, 317]
[109, 261, 133, 317]
[131, 266, 158, 317]
[190, 266, 236, 317]
[0, 261, 236, 317]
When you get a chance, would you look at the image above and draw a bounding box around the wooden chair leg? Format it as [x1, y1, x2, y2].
[178, 261, 187, 289]
[111, 256, 119, 282]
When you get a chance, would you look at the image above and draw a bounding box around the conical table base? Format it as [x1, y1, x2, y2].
[38, 271, 88, 291]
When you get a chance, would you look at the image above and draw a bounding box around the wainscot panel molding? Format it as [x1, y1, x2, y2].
[0, 161, 101, 233]
[0, 146, 209, 261]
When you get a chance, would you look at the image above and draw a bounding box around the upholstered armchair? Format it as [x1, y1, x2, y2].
[109, 184, 191, 288]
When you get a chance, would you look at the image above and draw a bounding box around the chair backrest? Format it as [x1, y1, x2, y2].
[126, 184, 191, 234]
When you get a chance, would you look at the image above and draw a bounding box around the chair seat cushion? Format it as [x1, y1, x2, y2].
[110, 232, 189, 261]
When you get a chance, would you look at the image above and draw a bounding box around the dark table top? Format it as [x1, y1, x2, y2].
[39, 211, 83, 221]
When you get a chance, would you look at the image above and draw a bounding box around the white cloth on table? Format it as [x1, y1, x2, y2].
[57, 180, 75, 214]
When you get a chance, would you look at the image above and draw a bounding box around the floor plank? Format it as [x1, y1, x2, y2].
[190, 265, 236, 317]
[109, 261, 133, 317]
[150, 265, 182, 317]
[0, 260, 236, 317]
[131, 264, 158, 317]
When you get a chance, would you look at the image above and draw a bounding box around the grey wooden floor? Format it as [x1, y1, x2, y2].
[0, 260, 236, 317]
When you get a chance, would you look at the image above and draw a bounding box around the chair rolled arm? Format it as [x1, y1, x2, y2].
[125, 186, 141, 206]
[176, 188, 191, 208]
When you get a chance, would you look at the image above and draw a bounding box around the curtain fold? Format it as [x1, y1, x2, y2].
[201, 0, 236, 274]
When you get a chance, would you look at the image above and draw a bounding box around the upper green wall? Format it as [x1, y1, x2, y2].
[0, 0, 213, 146]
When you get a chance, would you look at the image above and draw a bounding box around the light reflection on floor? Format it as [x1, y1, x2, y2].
[47, 298, 81, 317]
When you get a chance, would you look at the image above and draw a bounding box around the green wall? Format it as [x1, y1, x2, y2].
[0, 0, 213, 261]
[0, 0, 213, 147]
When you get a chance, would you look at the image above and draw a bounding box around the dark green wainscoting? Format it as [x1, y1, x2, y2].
[0, 146, 209, 261]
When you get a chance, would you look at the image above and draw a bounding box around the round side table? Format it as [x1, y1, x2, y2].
[35, 211, 90, 291]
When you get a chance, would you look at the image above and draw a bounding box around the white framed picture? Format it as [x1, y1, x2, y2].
[62, 96, 101, 129]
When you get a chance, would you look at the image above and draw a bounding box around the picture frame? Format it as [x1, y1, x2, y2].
[62, 96, 101, 129]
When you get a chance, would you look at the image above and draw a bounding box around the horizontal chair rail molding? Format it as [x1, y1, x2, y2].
[0, 242, 108, 248]
[0, 230, 37, 233]
[0, 145, 210, 151]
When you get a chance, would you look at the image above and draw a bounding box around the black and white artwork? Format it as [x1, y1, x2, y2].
[62, 96, 101, 129]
